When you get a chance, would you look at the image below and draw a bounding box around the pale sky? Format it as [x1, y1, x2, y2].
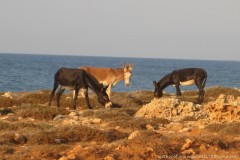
[0, 0, 240, 61]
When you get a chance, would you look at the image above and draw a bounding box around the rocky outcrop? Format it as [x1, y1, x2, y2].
[204, 94, 240, 122]
[135, 97, 205, 122]
[135, 94, 240, 123]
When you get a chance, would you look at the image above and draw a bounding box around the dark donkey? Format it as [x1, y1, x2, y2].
[153, 68, 207, 103]
[49, 67, 112, 109]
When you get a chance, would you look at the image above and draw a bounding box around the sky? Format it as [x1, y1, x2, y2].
[0, 0, 240, 61]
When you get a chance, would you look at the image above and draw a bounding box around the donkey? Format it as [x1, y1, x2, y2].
[78, 64, 133, 99]
[49, 67, 112, 109]
[153, 68, 207, 103]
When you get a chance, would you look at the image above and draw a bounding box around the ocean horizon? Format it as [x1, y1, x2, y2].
[1, 53, 240, 93]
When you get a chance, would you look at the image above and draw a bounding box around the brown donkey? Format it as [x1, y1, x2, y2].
[77, 64, 133, 99]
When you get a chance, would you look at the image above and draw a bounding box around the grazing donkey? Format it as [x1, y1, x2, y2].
[49, 67, 112, 109]
[79, 64, 133, 99]
[153, 68, 207, 103]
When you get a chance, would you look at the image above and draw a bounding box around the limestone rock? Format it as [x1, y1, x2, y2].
[91, 118, 102, 124]
[146, 124, 154, 131]
[2, 92, 14, 99]
[205, 94, 240, 122]
[104, 154, 115, 160]
[128, 130, 141, 140]
[135, 94, 240, 123]
[53, 114, 65, 121]
[14, 133, 27, 144]
[135, 98, 205, 121]
[181, 139, 194, 150]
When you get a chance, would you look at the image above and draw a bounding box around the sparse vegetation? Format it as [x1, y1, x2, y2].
[206, 123, 240, 135]
[0, 87, 239, 159]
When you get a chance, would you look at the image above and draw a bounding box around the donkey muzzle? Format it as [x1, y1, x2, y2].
[105, 102, 112, 108]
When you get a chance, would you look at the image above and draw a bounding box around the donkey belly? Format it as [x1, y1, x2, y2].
[61, 85, 74, 90]
[180, 79, 195, 86]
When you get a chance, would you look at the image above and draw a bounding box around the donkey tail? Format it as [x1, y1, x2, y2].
[202, 71, 207, 88]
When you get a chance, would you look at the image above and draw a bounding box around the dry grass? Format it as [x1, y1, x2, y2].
[91, 108, 169, 129]
[205, 86, 240, 99]
[18, 90, 51, 104]
[14, 104, 69, 120]
[0, 120, 128, 146]
[206, 123, 240, 135]
[1, 87, 240, 159]
[162, 86, 240, 103]
[0, 144, 70, 160]
[0, 97, 19, 108]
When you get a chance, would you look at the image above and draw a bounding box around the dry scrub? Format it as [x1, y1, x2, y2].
[0, 87, 240, 159]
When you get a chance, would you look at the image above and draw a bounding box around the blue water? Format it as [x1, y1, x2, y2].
[0, 53, 240, 93]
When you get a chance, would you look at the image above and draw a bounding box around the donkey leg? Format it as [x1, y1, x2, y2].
[49, 82, 58, 107]
[56, 87, 65, 107]
[83, 88, 92, 109]
[175, 84, 182, 96]
[196, 78, 204, 103]
[72, 90, 75, 99]
[73, 87, 80, 109]
[106, 84, 112, 99]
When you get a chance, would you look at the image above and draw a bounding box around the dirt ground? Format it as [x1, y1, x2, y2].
[0, 87, 240, 160]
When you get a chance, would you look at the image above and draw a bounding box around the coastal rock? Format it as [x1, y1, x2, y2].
[69, 111, 79, 117]
[2, 92, 14, 99]
[14, 133, 27, 144]
[128, 130, 141, 140]
[62, 119, 80, 125]
[53, 114, 65, 121]
[135, 98, 205, 121]
[91, 118, 102, 124]
[181, 139, 194, 151]
[135, 94, 240, 123]
[104, 154, 115, 160]
[204, 94, 240, 122]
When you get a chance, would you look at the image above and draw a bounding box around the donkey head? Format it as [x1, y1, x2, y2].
[98, 83, 112, 108]
[123, 64, 133, 86]
[153, 81, 163, 98]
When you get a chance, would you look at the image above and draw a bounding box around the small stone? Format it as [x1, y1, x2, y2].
[18, 116, 23, 120]
[69, 112, 78, 117]
[28, 118, 35, 121]
[179, 127, 191, 133]
[63, 119, 79, 125]
[53, 115, 64, 121]
[181, 148, 195, 155]
[67, 153, 76, 159]
[2, 92, 14, 99]
[115, 126, 121, 130]
[104, 154, 115, 160]
[146, 124, 154, 131]
[58, 156, 68, 160]
[7, 113, 14, 116]
[91, 118, 102, 124]
[181, 139, 194, 150]
[71, 116, 79, 121]
[128, 130, 141, 140]
[199, 144, 207, 152]
[14, 133, 27, 144]
[146, 147, 154, 152]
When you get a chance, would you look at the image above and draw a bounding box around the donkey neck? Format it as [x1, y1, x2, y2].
[84, 72, 101, 94]
[113, 68, 124, 81]
[158, 73, 173, 90]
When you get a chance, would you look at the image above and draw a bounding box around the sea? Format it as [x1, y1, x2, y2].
[0, 53, 240, 93]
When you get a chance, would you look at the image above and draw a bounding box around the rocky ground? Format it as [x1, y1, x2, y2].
[0, 87, 240, 160]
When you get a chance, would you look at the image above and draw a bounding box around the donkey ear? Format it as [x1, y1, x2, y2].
[99, 83, 104, 89]
[123, 64, 127, 71]
[103, 84, 110, 92]
[153, 81, 158, 87]
[128, 64, 134, 71]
